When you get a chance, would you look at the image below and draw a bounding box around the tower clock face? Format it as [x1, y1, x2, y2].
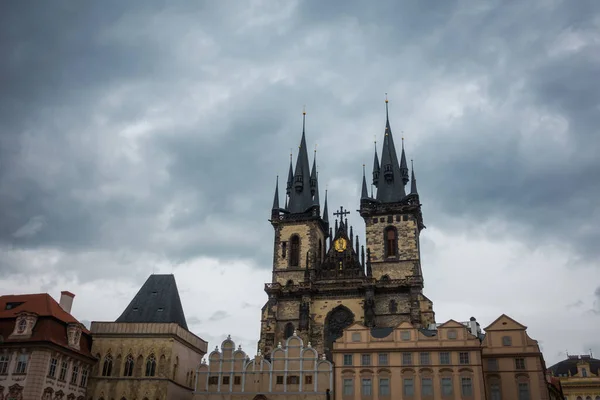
[334, 238, 347, 252]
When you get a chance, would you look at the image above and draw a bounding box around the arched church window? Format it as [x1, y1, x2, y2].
[124, 354, 134, 377]
[384, 227, 397, 258]
[290, 236, 300, 267]
[145, 354, 156, 377]
[102, 354, 113, 377]
[284, 323, 295, 339]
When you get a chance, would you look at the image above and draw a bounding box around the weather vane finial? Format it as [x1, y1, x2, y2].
[385, 92, 388, 103]
[303, 105, 306, 115]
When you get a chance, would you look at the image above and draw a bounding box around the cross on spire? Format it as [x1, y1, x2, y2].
[333, 206, 350, 220]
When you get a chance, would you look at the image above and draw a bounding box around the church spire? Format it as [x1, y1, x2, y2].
[286, 152, 293, 197]
[361, 164, 369, 199]
[372, 140, 380, 187]
[272, 176, 280, 211]
[410, 160, 419, 195]
[400, 138, 409, 186]
[376, 95, 406, 203]
[288, 109, 315, 214]
[323, 189, 329, 224]
[310, 147, 320, 206]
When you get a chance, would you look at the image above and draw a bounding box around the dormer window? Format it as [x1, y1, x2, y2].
[17, 319, 27, 334]
[66, 324, 82, 350]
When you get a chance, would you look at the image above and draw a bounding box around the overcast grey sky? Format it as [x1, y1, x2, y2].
[1, 0, 599, 365]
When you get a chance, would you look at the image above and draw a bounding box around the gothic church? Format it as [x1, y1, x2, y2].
[258, 100, 435, 360]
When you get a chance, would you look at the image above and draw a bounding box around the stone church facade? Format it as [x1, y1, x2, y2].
[259, 101, 435, 360]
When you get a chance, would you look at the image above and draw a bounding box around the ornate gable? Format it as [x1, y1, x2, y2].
[9, 311, 38, 339]
[315, 218, 365, 280]
[483, 314, 527, 331]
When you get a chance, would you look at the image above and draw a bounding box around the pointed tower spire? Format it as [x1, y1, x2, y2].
[288, 108, 314, 213]
[376, 94, 406, 202]
[400, 137, 409, 186]
[272, 176, 280, 211]
[286, 152, 293, 196]
[323, 189, 329, 224]
[372, 139, 380, 187]
[311, 147, 320, 207]
[361, 164, 369, 199]
[410, 159, 419, 195]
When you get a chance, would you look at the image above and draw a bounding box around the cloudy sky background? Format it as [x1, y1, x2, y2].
[1, 0, 599, 365]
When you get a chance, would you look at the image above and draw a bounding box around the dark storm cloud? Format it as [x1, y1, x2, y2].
[0, 0, 599, 282]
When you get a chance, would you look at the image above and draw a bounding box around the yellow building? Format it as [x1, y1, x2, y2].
[332, 314, 553, 400]
[194, 332, 333, 400]
[87, 274, 208, 400]
[549, 354, 600, 400]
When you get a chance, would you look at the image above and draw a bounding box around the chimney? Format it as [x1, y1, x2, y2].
[59, 291, 75, 314]
[469, 316, 478, 336]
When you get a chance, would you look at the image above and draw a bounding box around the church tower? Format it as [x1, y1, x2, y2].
[259, 102, 435, 360]
[359, 97, 434, 328]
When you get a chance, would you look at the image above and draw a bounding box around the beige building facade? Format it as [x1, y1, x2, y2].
[549, 354, 600, 400]
[194, 332, 332, 400]
[332, 314, 552, 400]
[87, 274, 208, 400]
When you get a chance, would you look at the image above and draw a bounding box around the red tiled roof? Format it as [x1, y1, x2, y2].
[0, 293, 94, 359]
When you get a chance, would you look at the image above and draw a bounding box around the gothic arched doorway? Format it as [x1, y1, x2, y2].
[324, 305, 354, 360]
[253, 395, 268, 400]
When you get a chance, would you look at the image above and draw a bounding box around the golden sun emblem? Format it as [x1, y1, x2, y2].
[334, 238, 347, 252]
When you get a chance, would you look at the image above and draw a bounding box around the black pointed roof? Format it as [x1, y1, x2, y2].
[116, 274, 188, 330]
[361, 165, 369, 199]
[272, 176, 280, 210]
[376, 100, 407, 203]
[410, 160, 419, 195]
[400, 139, 409, 185]
[322, 190, 329, 224]
[288, 114, 316, 213]
[372, 142, 380, 186]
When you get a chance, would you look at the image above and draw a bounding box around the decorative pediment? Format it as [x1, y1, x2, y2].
[483, 314, 527, 331]
[9, 312, 38, 339]
[316, 212, 365, 280]
[66, 323, 84, 350]
[437, 319, 465, 329]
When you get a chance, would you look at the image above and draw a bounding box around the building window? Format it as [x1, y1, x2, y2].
[284, 322, 295, 339]
[145, 354, 157, 377]
[441, 377, 453, 395]
[402, 352, 412, 365]
[461, 377, 473, 396]
[401, 330, 411, 341]
[379, 378, 390, 396]
[440, 352, 450, 365]
[70, 364, 79, 384]
[459, 352, 470, 364]
[208, 376, 218, 385]
[287, 375, 299, 384]
[448, 330, 457, 339]
[305, 375, 312, 384]
[343, 378, 354, 395]
[101, 355, 112, 377]
[234, 376, 241, 385]
[420, 352, 431, 365]
[490, 383, 501, 400]
[352, 332, 361, 342]
[421, 377, 433, 396]
[515, 358, 525, 370]
[124, 354, 134, 377]
[487, 358, 498, 370]
[361, 378, 372, 396]
[80, 368, 89, 387]
[343, 354, 353, 366]
[275, 375, 283, 384]
[17, 318, 27, 333]
[290, 235, 300, 267]
[378, 353, 388, 366]
[582, 368, 587, 377]
[0, 354, 9, 374]
[59, 360, 69, 380]
[48, 357, 58, 378]
[403, 378, 414, 396]
[15, 353, 28, 374]
[502, 336, 512, 346]
[362, 354, 371, 366]
[518, 382, 530, 400]
[385, 227, 397, 258]
[222, 376, 230, 385]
